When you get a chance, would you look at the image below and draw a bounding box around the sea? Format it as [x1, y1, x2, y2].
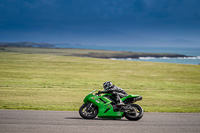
[55, 45, 200, 65]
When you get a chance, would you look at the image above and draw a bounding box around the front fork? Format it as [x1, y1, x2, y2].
[86, 103, 94, 112]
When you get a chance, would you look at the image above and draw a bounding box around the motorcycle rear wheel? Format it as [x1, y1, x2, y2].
[124, 104, 143, 121]
[79, 103, 98, 119]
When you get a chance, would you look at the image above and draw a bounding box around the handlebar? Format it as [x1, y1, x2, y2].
[95, 93, 101, 96]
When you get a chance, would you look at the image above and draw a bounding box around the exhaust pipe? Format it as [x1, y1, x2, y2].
[134, 96, 142, 102]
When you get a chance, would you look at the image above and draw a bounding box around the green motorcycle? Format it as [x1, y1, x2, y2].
[79, 90, 143, 121]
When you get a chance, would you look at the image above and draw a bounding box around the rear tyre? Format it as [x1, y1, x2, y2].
[124, 104, 143, 121]
[79, 103, 98, 119]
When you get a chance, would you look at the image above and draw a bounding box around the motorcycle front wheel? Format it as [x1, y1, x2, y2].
[124, 104, 143, 121]
[79, 103, 98, 119]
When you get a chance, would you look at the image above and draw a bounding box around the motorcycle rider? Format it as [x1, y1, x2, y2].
[98, 81, 128, 105]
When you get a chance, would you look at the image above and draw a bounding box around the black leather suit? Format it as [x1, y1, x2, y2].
[100, 85, 128, 104]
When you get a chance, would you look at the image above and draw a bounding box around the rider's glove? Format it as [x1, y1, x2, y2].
[95, 91, 101, 95]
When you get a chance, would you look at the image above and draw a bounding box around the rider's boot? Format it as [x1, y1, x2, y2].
[116, 99, 125, 106]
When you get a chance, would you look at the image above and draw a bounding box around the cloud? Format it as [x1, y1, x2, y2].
[0, 0, 200, 47]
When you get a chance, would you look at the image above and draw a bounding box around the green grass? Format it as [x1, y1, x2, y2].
[0, 50, 200, 112]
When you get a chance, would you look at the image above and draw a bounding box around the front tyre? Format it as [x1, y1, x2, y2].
[124, 104, 143, 121]
[79, 103, 98, 119]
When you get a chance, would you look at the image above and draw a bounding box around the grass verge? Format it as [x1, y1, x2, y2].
[0, 51, 200, 112]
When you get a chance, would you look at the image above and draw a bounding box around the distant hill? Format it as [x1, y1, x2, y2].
[0, 45, 188, 59]
[0, 42, 55, 48]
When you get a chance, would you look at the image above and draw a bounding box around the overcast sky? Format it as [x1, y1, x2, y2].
[0, 0, 200, 47]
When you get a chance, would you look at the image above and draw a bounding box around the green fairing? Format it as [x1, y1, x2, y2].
[83, 92, 123, 118]
[121, 95, 140, 101]
[82, 90, 141, 118]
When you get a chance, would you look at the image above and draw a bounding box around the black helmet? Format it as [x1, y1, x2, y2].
[103, 81, 112, 90]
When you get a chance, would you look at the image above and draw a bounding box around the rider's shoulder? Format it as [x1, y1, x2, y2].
[112, 85, 120, 89]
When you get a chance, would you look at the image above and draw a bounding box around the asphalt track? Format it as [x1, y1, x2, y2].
[0, 110, 200, 133]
